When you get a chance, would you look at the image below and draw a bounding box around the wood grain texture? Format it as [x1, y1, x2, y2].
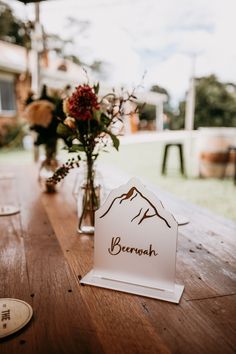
[1, 164, 236, 353]
[0, 166, 104, 354]
[43, 170, 236, 354]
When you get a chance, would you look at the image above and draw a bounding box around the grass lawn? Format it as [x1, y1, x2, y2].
[100, 142, 236, 222]
[1, 141, 235, 222]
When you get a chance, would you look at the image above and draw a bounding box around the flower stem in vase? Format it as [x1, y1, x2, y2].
[77, 156, 100, 235]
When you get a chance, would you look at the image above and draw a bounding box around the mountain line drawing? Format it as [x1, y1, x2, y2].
[100, 186, 171, 228]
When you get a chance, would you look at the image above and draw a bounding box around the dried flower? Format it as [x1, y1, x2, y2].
[47, 157, 80, 184]
[24, 100, 55, 128]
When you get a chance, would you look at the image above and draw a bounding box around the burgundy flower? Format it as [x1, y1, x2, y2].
[67, 85, 100, 121]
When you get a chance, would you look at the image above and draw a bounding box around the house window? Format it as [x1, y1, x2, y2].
[0, 79, 16, 115]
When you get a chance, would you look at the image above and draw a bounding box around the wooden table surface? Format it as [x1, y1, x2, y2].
[0, 164, 236, 354]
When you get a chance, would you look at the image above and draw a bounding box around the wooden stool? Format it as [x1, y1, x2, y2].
[162, 143, 185, 176]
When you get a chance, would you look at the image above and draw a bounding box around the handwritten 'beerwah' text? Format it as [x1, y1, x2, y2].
[108, 237, 158, 257]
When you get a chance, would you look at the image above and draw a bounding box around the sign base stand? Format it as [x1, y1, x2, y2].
[81, 271, 184, 303]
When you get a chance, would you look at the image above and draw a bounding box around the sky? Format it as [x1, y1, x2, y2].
[8, 0, 236, 106]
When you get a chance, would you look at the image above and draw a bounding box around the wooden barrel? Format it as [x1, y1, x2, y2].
[198, 128, 236, 178]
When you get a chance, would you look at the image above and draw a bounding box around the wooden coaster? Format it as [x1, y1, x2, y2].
[0, 299, 33, 338]
[0, 206, 20, 217]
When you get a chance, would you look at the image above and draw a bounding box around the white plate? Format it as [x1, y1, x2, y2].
[0, 206, 20, 217]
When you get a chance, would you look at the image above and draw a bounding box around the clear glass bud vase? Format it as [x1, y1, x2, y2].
[77, 161, 103, 235]
[38, 141, 58, 193]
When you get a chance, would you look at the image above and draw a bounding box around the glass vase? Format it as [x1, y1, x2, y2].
[77, 161, 102, 235]
[38, 141, 58, 193]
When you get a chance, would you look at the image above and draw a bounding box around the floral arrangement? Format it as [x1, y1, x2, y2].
[49, 82, 138, 183]
[24, 85, 66, 160]
[47, 81, 138, 232]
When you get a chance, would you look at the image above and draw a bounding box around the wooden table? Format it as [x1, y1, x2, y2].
[0, 165, 236, 354]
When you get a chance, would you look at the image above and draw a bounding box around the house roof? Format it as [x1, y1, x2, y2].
[41, 52, 87, 89]
[0, 40, 86, 88]
[0, 40, 167, 104]
[0, 40, 27, 74]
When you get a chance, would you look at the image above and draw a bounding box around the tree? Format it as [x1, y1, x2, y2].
[0, 1, 30, 47]
[151, 84, 169, 97]
[177, 75, 236, 129]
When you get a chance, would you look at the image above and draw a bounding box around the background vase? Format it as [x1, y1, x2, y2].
[38, 140, 58, 193]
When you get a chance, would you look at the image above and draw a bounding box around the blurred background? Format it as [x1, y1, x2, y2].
[0, 0, 235, 220]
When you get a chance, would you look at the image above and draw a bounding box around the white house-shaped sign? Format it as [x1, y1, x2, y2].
[81, 178, 184, 303]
